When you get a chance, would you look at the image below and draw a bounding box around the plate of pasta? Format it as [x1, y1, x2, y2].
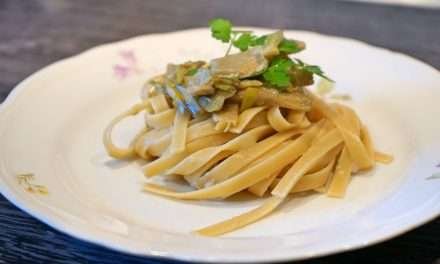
[0, 19, 439, 262]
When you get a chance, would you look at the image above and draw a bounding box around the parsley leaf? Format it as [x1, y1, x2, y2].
[303, 65, 324, 75]
[262, 57, 333, 89]
[233, 34, 270, 51]
[232, 33, 256, 51]
[253, 35, 267, 46]
[278, 39, 301, 54]
[209, 18, 232, 43]
[295, 58, 305, 66]
[263, 69, 291, 88]
[294, 59, 333, 81]
[209, 19, 298, 55]
[292, 59, 333, 81]
[263, 57, 295, 89]
[271, 57, 294, 71]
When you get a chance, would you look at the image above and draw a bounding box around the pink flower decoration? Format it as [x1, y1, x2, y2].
[113, 50, 142, 79]
[119, 50, 137, 66]
[113, 64, 131, 79]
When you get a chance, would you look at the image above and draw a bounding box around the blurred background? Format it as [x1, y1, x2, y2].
[0, 1, 439, 263]
[352, 0, 440, 7]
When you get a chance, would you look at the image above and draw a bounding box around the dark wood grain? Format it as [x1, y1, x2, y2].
[0, 0, 439, 263]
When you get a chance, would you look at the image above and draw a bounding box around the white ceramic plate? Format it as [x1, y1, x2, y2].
[0, 28, 439, 263]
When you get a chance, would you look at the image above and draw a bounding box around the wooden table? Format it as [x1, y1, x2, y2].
[0, 1, 439, 263]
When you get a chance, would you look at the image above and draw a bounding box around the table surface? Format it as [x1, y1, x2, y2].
[0, 0, 439, 263]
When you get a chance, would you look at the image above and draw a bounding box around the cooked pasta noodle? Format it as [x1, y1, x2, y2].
[103, 22, 392, 236]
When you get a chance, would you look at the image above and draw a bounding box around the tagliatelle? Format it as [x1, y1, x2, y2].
[103, 102, 149, 159]
[149, 94, 170, 113]
[374, 151, 394, 164]
[229, 106, 267, 133]
[269, 158, 335, 194]
[213, 103, 239, 132]
[198, 129, 303, 187]
[195, 196, 283, 236]
[287, 110, 310, 128]
[143, 133, 236, 177]
[272, 129, 343, 197]
[147, 119, 222, 156]
[142, 123, 321, 199]
[184, 150, 236, 187]
[105, 92, 392, 235]
[327, 147, 353, 197]
[104, 24, 392, 236]
[145, 108, 176, 129]
[311, 93, 374, 170]
[169, 111, 191, 154]
[267, 106, 296, 132]
[167, 125, 274, 175]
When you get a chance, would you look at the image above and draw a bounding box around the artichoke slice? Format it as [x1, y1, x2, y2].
[235, 87, 312, 111]
[198, 89, 237, 112]
[210, 46, 268, 79]
[186, 68, 215, 96]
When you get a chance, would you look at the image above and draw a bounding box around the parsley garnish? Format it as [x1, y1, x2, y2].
[263, 57, 294, 89]
[209, 18, 334, 87]
[263, 57, 333, 89]
[254, 35, 267, 46]
[209, 18, 232, 43]
[209, 18, 266, 52]
[234, 34, 269, 51]
[233, 33, 257, 51]
[210, 18, 304, 54]
[278, 39, 301, 54]
[295, 59, 333, 82]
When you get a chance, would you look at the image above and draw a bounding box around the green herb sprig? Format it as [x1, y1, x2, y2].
[294, 59, 333, 82]
[210, 18, 334, 89]
[210, 18, 299, 54]
[263, 57, 294, 89]
[263, 57, 333, 90]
